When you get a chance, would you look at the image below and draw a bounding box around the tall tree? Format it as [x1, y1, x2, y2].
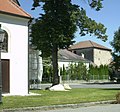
[31, 0, 107, 86]
[111, 27, 120, 70]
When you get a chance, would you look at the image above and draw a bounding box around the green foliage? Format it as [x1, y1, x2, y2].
[88, 65, 109, 80]
[31, 0, 107, 57]
[42, 59, 53, 83]
[31, 0, 108, 57]
[62, 64, 67, 80]
[31, 0, 78, 57]
[111, 27, 120, 70]
[77, 8, 107, 41]
[111, 27, 120, 52]
[42, 63, 109, 83]
[32, 0, 104, 11]
[60, 62, 88, 81]
[89, 0, 103, 11]
[31, 0, 107, 85]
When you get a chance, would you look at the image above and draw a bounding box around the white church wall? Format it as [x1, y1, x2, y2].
[0, 13, 29, 95]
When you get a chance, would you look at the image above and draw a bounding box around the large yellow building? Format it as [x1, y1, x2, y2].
[69, 40, 112, 66]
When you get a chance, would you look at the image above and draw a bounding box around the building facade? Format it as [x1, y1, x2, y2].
[0, 0, 31, 95]
[58, 49, 91, 69]
[69, 40, 112, 66]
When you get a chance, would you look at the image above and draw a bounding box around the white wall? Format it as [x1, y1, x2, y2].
[0, 14, 29, 95]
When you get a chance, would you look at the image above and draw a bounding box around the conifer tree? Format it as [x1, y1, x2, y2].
[111, 27, 120, 70]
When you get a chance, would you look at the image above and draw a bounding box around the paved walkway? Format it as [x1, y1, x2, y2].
[35, 82, 120, 90]
[5, 104, 120, 112]
[25, 104, 120, 112]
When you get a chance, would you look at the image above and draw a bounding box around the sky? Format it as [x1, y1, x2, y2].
[19, 0, 120, 50]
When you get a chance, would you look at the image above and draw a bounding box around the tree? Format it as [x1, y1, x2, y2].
[31, 0, 108, 86]
[111, 27, 120, 70]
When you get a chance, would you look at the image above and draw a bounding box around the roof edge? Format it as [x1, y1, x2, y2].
[69, 40, 112, 51]
[10, 0, 31, 18]
[70, 46, 112, 51]
[0, 11, 31, 19]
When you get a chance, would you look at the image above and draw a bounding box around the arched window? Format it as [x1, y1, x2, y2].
[2, 30, 8, 52]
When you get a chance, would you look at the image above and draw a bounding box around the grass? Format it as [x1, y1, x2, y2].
[0, 88, 120, 110]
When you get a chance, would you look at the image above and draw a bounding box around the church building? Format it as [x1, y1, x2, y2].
[0, 0, 31, 95]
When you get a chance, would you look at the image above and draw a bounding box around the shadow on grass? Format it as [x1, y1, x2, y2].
[101, 88, 120, 90]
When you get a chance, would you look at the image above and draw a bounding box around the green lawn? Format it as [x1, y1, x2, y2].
[0, 88, 120, 110]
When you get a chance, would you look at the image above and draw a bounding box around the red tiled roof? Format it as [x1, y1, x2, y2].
[69, 40, 112, 51]
[0, 0, 31, 19]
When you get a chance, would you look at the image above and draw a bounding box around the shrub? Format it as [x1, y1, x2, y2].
[88, 65, 109, 80]
[60, 62, 88, 81]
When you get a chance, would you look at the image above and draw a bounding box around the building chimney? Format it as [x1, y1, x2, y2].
[81, 53, 84, 58]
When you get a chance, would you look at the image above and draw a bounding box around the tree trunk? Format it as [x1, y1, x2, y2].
[52, 44, 59, 86]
